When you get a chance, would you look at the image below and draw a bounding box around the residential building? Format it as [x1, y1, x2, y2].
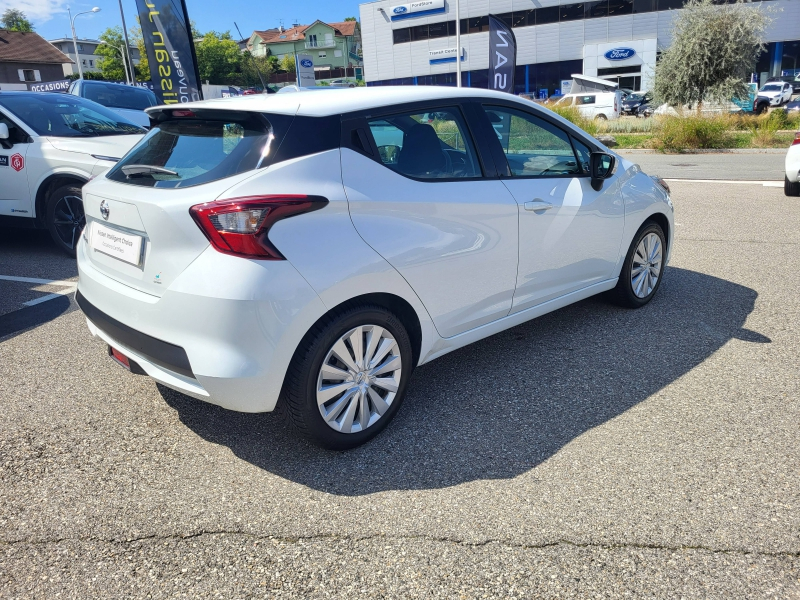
[358, 0, 800, 95]
[0, 30, 73, 90]
[48, 37, 141, 77]
[248, 21, 362, 70]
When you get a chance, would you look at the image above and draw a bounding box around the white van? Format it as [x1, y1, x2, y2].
[556, 90, 622, 120]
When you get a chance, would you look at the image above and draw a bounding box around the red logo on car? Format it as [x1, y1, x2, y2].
[10, 153, 24, 172]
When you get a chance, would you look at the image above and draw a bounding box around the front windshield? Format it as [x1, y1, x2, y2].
[0, 94, 145, 137]
[760, 84, 781, 92]
[626, 94, 645, 102]
[84, 82, 157, 111]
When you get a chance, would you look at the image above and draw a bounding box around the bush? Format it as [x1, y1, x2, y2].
[652, 114, 732, 151]
[545, 104, 598, 136]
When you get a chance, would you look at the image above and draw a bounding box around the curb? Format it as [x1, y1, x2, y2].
[617, 148, 787, 155]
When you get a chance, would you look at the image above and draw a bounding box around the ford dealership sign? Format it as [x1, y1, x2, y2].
[389, 0, 445, 20]
[300, 59, 313, 68]
[604, 47, 636, 61]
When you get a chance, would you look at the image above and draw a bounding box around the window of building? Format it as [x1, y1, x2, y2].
[633, 0, 657, 11]
[428, 21, 448, 38]
[482, 106, 580, 177]
[18, 69, 39, 82]
[308, 34, 317, 47]
[657, 0, 684, 9]
[89, 59, 94, 67]
[411, 24, 429, 41]
[367, 108, 481, 180]
[318, 51, 326, 58]
[468, 16, 489, 33]
[608, 0, 634, 15]
[513, 10, 535, 28]
[393, 28, 411, 44]
[536, 6, 560, 25]
[82, 59, 87, 65]
[560, 3, 585, 22]
[585, 0, 609, 19]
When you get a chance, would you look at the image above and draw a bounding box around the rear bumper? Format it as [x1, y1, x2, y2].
[76, 237, 327, 413]
[786, 146, 800, 183]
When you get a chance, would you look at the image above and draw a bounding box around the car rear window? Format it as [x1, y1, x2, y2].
[106, 109, 340, 188]
[84, 82, 157, 111]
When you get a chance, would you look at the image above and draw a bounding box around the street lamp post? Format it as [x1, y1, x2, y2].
[69, 6, 101, 80]
[100, 41, 130, 84]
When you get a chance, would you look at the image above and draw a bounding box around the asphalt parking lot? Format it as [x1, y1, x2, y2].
[1, 153, 799, 598]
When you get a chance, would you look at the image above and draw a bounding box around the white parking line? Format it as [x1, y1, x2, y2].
[664, 178, 783, 187]
[0, 275, 77, 308]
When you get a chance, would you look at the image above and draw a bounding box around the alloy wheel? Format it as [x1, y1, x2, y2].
[52, 195, 85, 250]
[630, 232, 663, 298]
[316, 325, 402, 434]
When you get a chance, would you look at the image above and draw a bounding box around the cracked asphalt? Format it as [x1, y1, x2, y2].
[1, 172, 799, 597]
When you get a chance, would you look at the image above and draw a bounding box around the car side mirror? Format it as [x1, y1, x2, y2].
[590, 152, 615, 191]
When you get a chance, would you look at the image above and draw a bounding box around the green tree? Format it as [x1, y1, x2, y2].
[195, 31, 242, 84]
[344, 17, 357, 21]
[653, 0, 770, 110]
[1, 8, 34, 32]
[239, 54, 274, 88]
[279, 53, 296, 74]
[130, 21, 151, 81]
[95, 27, 129, 82]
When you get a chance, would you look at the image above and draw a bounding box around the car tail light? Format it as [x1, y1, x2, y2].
[190, 195, 328, 260]
[793, 132, 800, 146]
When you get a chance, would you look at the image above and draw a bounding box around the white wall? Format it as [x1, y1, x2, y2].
[359, 0, 799, 83]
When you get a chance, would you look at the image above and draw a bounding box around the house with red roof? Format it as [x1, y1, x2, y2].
[248, 21, 362, 70]
[0, 30, 73, 90]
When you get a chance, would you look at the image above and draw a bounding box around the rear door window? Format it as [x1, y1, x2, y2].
[576, 95, 596, 105]
[366, 107, 481, 180]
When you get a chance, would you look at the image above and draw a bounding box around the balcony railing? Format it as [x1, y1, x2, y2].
[304, 40, 336, 49]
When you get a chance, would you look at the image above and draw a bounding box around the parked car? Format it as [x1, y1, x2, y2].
[766, 75, 800, 95]
[556, 90, 622, 120]
[753, 95, 772, 115]
[329, 79, 356, 88]
[636, 102, 654, 118]
[68, 80, 157, 129]
[783, 98, 800, 114]
[75, 87, 673, 449]
[0, 91, 145, 255]
[622, 92, 652, 116]
[786, 132, 800, 196]
[756, 82, 793, 108]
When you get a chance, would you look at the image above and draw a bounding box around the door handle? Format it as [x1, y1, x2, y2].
[524, 200, 553, 212]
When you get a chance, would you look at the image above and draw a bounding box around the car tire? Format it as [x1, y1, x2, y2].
[786, 175, 800, 197]
[595, 114, 608, 121]
[280, 304, 414, 450]
[610, 222, 666, 309]
[46, 183, 85, 258]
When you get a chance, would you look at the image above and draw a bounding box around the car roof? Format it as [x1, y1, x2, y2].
[145, 86, 537, 118]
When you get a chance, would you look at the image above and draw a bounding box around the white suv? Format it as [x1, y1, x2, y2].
[76, 87, 673, 449]
[0, 92, 145, 255]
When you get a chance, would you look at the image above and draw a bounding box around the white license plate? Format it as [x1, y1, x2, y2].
[90, 221, 144, 266]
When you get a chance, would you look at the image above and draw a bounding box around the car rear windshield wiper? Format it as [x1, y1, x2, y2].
[121, 164, 180, 178]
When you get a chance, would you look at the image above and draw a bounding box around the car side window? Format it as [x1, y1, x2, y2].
[483, 106, 581, 177]
[576, 95, 596, 105]
[366, 107, 481, 180]
[0, 111, 28, 145]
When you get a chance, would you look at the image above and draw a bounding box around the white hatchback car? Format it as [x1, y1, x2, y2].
[0, 92, 146, 255]
[786, 131, 800, 196]
[757, 82, 794, 107]
[76, 87, 673, 449]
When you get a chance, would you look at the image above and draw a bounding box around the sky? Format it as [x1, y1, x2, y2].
[5, 0, 362, 41]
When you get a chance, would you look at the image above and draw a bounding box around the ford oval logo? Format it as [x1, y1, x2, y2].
[604, 47, 636, 61]
[300, 59, 313, 68]
[393, 6, 408, 14]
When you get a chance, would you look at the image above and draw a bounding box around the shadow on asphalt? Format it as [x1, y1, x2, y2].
[158, 267, 768, 495]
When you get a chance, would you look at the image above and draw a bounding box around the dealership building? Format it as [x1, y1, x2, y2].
[358, 0, 800, 96]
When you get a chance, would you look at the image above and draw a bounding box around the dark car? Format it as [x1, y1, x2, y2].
[753, 95, 771, 115]
[636, 102, 654, 118]
[68, 80, 157, 129]
[622, 92, 652, 115]
[784, 98, 800, 114]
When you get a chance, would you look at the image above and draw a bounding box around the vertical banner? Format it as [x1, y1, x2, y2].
[135, 0, 202, 104]
[488, 14, 517, 94]
[295, 54, 316, 87]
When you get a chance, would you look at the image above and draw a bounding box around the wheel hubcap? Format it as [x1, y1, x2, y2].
[631, 232, 662, 299]
[316, 325, 402, 434]
[52, 195, 85, 250]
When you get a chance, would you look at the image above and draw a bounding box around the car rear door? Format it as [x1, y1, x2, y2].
[341, 101, 519, 339]
[476, 102, 624, 312]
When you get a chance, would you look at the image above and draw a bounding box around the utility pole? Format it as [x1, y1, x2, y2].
[117, 0, 137, 84]
[455, 0, 461, 87]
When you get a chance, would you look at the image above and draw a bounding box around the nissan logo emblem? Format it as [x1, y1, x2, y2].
[100, 200, 110, 220]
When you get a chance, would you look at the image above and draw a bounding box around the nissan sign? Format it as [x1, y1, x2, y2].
[604, 47, 636, 61]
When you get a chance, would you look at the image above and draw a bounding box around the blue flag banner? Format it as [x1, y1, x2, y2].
[488, 14, 517, 94]
[134, 0, 202, 104]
